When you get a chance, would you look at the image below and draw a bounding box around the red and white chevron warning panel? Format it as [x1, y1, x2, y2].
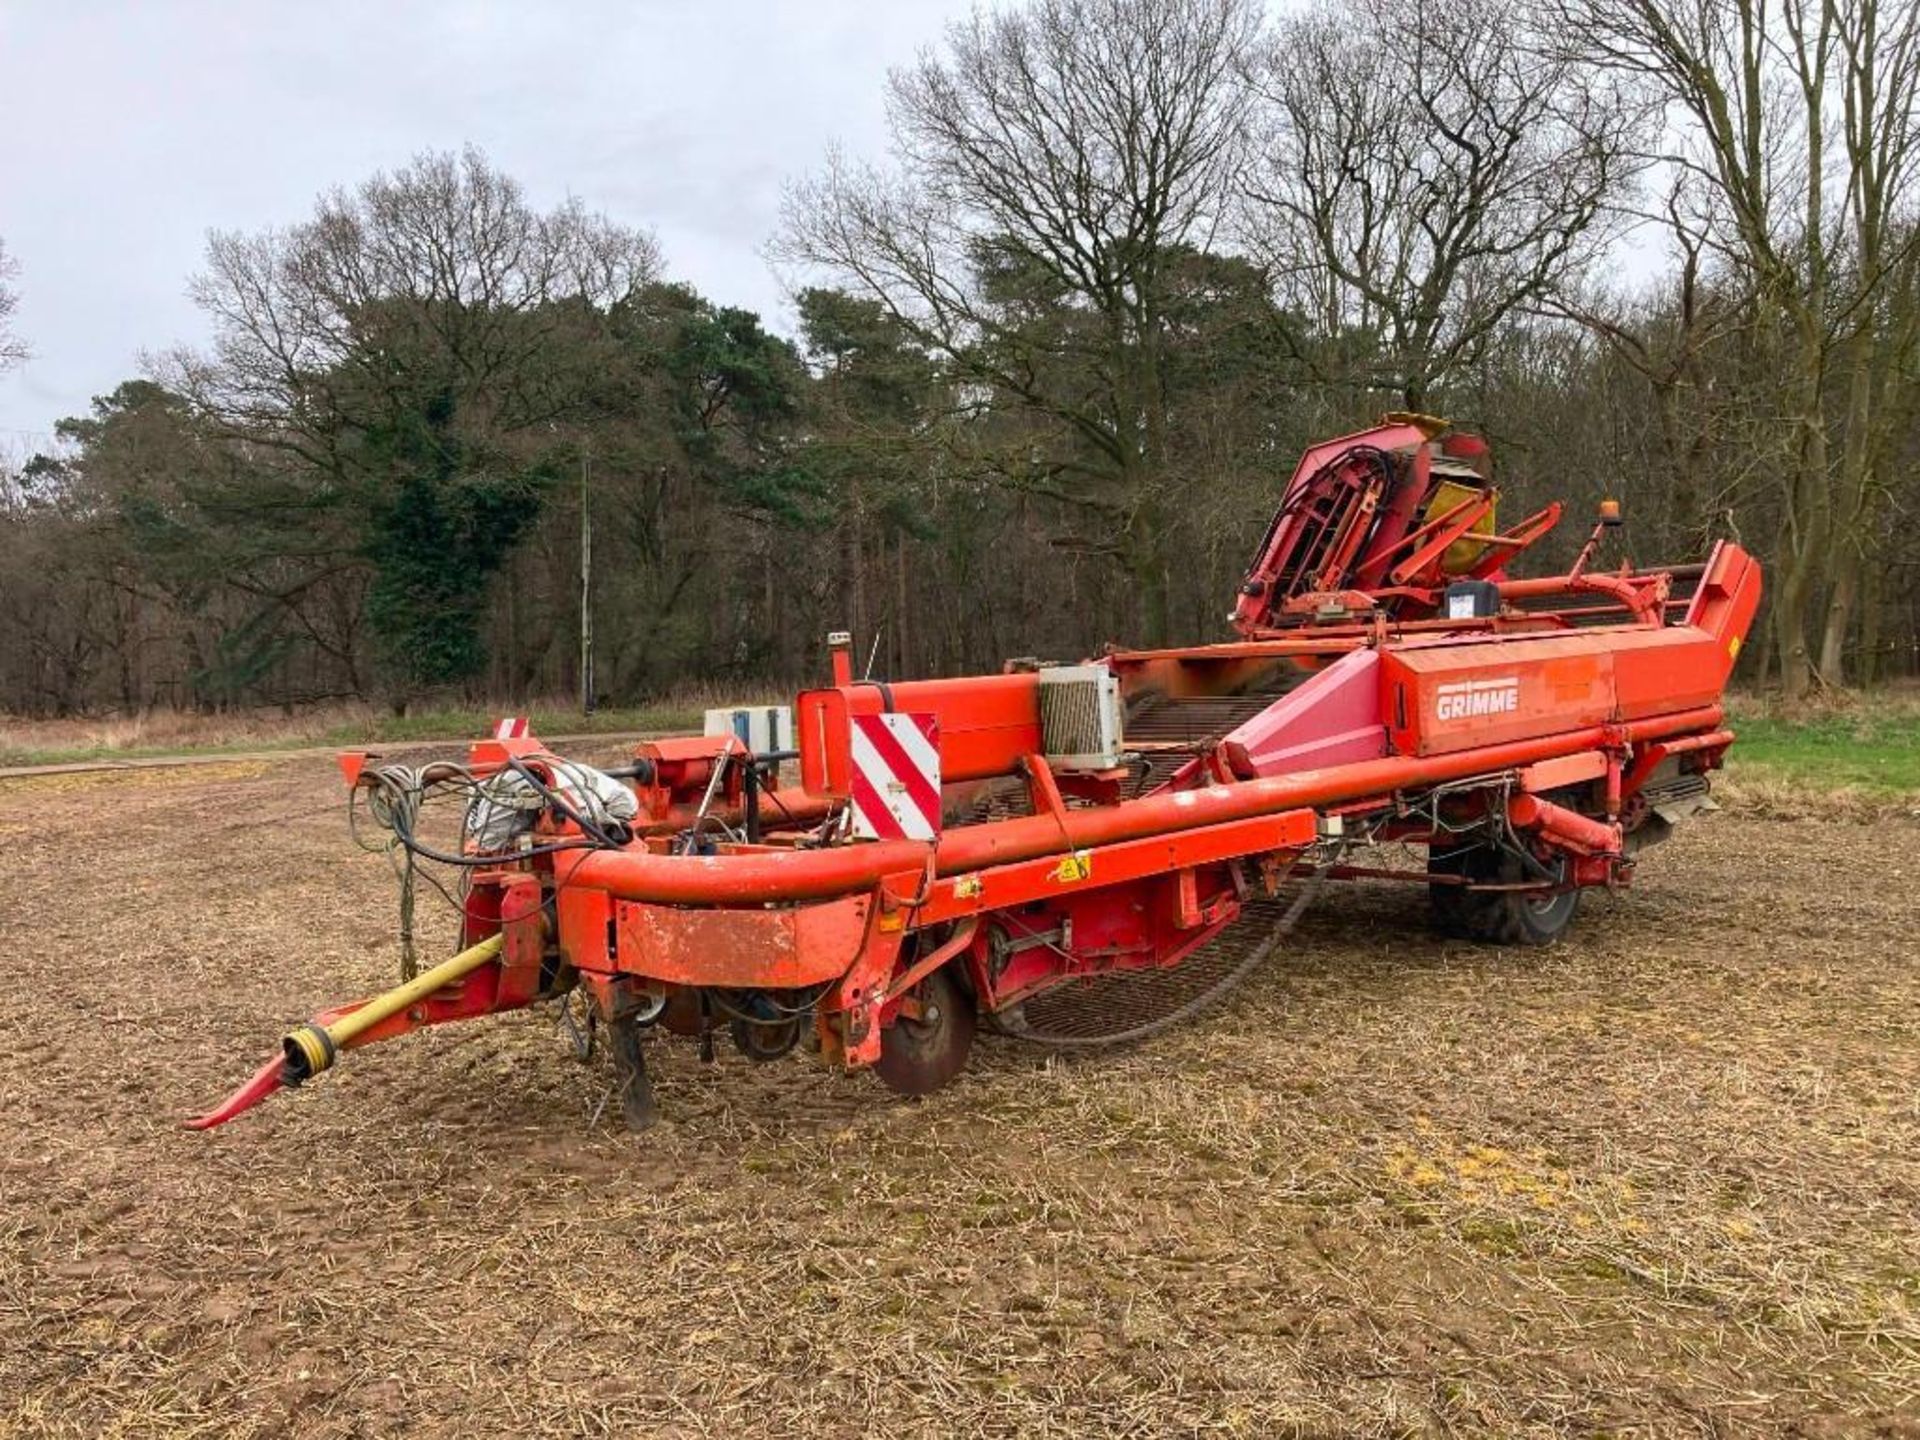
[493, 716, 530, 740]
[849, 712, 942, 842]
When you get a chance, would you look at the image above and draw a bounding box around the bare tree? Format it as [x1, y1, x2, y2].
[1552, 0, 1920, 692]
[158, 147, 663, 698]
[1245, 0, 1649, 411]
[0, 237, 26, 372]
[778, 0, 1261, 642]
[166, 146, 660, 463]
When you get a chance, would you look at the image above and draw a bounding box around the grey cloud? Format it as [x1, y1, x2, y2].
[0, 0, 957, 447]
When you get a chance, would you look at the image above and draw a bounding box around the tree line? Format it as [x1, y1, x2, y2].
[2, 0, 1916, 717]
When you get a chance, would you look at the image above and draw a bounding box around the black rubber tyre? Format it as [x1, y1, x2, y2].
[873, 964, 976, 1098]
[1427, 843, 1476, 937]
[1430, 844, 1580, 946]
[730, 1013, 802, 1063]
[1484, 849, 1579, 946]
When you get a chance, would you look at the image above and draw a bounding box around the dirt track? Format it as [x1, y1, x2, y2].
[0, 730, 653, 781]
[3, 760, 1916, 1437]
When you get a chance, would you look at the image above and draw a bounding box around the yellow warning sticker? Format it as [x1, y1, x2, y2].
[1729, 635, 1743, 659]
[1052, 852, 1093, 883]
[953, 875, 983, 900]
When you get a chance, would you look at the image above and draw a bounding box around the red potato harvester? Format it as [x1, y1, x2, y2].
[190, 414, 1760, 1132]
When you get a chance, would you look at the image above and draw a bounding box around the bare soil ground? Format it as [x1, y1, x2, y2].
[2, 758, 1916, 1437]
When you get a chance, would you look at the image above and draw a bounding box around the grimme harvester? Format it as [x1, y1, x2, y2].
[190, 415, 1760, 1132]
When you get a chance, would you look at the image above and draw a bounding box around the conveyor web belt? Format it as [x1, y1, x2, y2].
[1122, 688, 1294, 796]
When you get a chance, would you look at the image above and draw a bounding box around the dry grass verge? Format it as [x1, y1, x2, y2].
[1716, 770, 1920, 823]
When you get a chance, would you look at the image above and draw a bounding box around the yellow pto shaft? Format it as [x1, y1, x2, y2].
[282, 933, 505, 1081]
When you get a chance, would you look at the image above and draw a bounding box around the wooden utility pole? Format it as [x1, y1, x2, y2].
[580, 448, 594, 715]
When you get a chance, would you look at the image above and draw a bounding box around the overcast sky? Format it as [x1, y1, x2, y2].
[0, 0, 963, 451]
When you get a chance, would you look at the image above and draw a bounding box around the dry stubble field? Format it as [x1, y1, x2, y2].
[2, 755, 1916, 1437]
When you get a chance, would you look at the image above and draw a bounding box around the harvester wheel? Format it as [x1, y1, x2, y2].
[607, 1014, 658, 1132]
[1427, 843, 1476, 936]
[874, 964, 976, 1098]
[1490, 857, 1580, 946]
[1430, 845, 1580, 946]
[730, 1014, 803, 1063]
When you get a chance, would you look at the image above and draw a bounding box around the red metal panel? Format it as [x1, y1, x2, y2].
[554, 880, 614, 975]
[496, 876, 550, 1008]
[1597, 627, 1727, 720]
[611, 892, 876, 987]
[1517, 751, 1609, 792]
[1385, 622, 1743, 754]
[1220, 648, 1386, 779]
[797, 673, 1042, 796]
[980, 866, 1254, 1010]
[1383, 633, 1616, 756]
[1683, 541, 1764, 665]
[466, 732, 545, 773]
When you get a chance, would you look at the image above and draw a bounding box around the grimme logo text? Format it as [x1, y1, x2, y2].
[1435, 677, 1520, 721]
